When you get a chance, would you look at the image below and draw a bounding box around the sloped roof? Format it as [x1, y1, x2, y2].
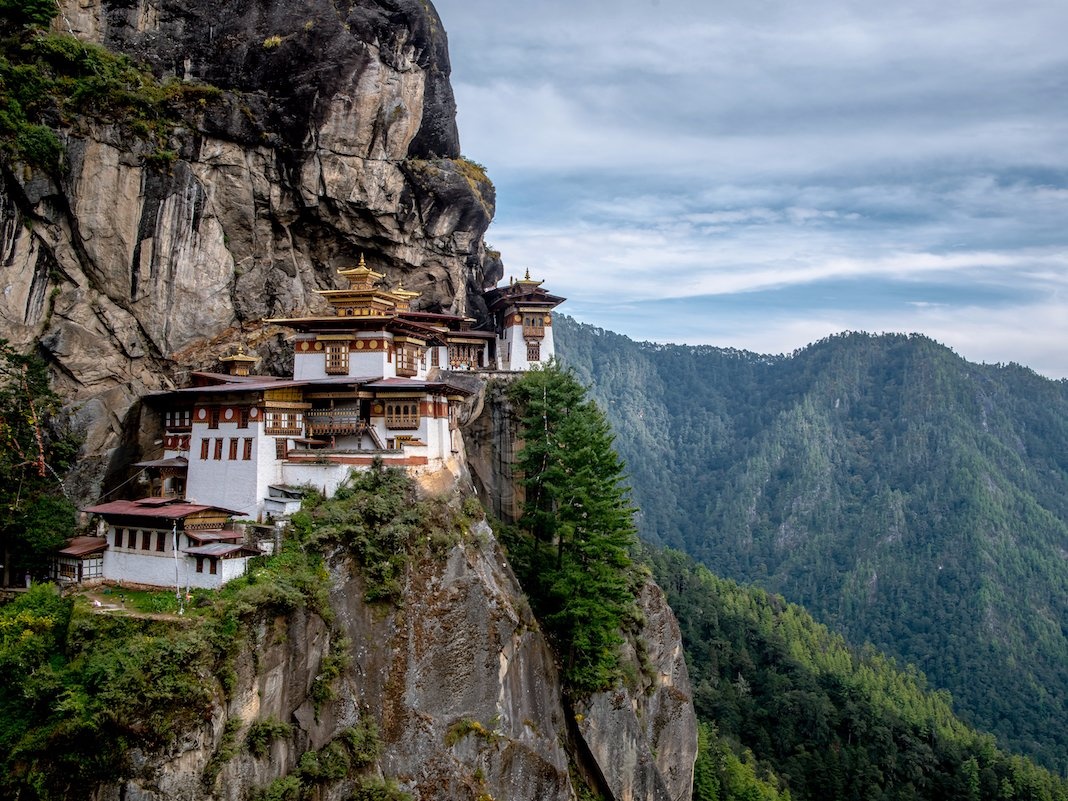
[185, 530, 243, 544]
[183, 543, 259, 558]
[57, 536, 108, 557]
[362, 377, 474, 396]
[83, 498, 240, 519]
[134, 456, 189, 469]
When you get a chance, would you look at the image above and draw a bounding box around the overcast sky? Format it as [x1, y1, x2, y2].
[432, 0, 1068, 378]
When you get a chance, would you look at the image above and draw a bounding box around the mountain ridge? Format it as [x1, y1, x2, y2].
[556, 314, 1068, 771]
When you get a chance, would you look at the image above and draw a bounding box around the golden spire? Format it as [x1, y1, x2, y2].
[219, 343, 259, 376]
[516, 269, 544, 288]
[337, 253, 385, 290]
[390, 280, 421, 311]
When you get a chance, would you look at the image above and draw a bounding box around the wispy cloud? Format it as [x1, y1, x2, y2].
[434, 0, 1068, 377]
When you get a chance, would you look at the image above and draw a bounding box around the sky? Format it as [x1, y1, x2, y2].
[431, 0, 1068, 379]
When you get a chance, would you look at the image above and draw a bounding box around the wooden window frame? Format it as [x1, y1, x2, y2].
[208, 407, 220, 429]
[214, 438, 223, 460]
[384, 400, 420, 430]
[526, 341, 541, 362]
[522, 313, 545, 338]
[141, 530, 151, 550]
[228, 438, 238, 460]
[156, 531, 166, 552]
[395, 345, 418, 377]
[324, 342, 349, 375]
[200, 438, 210, 460]
[265, 411, 302, 436]
[243, 437, 253, 461]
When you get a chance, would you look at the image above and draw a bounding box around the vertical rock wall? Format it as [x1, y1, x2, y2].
[96, 524, 695, 801]
[0, 0, 499, 500]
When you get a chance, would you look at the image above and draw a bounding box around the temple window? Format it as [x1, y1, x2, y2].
[384, 400, 420, 430]
[523, 314, 545, 338]
[448, 343, 482, 370]
[526, 341, 542, 362]
[396, 345, 418, 377]
[265, 411, 302, 435]
[243, 438, 253, 461]
[431, 347, 440, 367]
[208, 407, 220, 429]
[324, 342, 349, 374]
[200, 439, 210, 460]
[229, 438, 238, 460]
[213, 438, 223, 460]
[275, 438, 289, 459]
[237, 407, 249, 429]
[164, 409, 192, 430]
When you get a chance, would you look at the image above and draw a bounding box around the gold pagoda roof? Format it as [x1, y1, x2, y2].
[219, 344, 258, 365]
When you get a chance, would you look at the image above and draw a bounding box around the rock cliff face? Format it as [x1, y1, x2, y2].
[0, 0, 498, 498]
[1, 5, 700, 797]
[93, 523, 696, 801]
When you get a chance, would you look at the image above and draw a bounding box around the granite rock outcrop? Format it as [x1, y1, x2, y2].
[92, 522, 696, 801]
[0, 0, 497, 498]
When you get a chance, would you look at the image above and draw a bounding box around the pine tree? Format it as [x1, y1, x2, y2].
[0, 340, 78, 584]
[508, 363, 638, 693]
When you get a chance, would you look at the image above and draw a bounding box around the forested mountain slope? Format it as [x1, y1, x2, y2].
[652, 547, 1068, 801]
[556, 316, 1068, 771]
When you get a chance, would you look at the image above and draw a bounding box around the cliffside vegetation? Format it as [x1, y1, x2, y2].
[495, 365, 643, 695]
[0, 465, 456, 800]
[0, 3, 219, 168]
[655, 547, 1068, 801]
[556, 316, 1068, 771]
[0, 341, 79, 586]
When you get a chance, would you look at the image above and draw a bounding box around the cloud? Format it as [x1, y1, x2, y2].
[433, 0, 1068, 377]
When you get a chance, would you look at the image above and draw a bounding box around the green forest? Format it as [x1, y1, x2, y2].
[556, 316, 1068, 772]
[654, 547, 1068, 801]
[502, 365, 1068, 800]
[4, 356, 1068, 800]
[0, 465, 480, 800]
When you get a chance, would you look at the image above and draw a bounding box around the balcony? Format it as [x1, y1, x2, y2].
[305, 410, 368, 436]
[264, 425, 303, 436]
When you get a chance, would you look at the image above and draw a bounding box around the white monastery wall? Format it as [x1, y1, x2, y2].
[104, 547, 183, 588]
[281, 462, 353, 497]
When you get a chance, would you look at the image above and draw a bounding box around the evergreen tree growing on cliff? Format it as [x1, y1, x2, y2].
[507, 363, 638, 693]
[0, 340, 78, 585]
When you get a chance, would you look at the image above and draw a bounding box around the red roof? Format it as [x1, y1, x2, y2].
[361, 378, 472, 395]
[173, 376, 369, 395]
[83, 498, 240, 519]
[183, 543, 259, 557]
[57, 536, 108, 557]
[185, 531, 243, 544]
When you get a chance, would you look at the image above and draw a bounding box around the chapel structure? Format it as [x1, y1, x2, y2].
[119, 259, 565, 525]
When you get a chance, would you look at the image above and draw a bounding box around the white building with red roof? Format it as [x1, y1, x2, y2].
[81, 498, 257, 589]
[123, 258, 565, 524]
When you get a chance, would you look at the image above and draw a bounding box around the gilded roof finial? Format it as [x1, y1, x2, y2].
[524, 268, 531, 280]
[220, 343, 259, 375]
[358, 253, 367, 269]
